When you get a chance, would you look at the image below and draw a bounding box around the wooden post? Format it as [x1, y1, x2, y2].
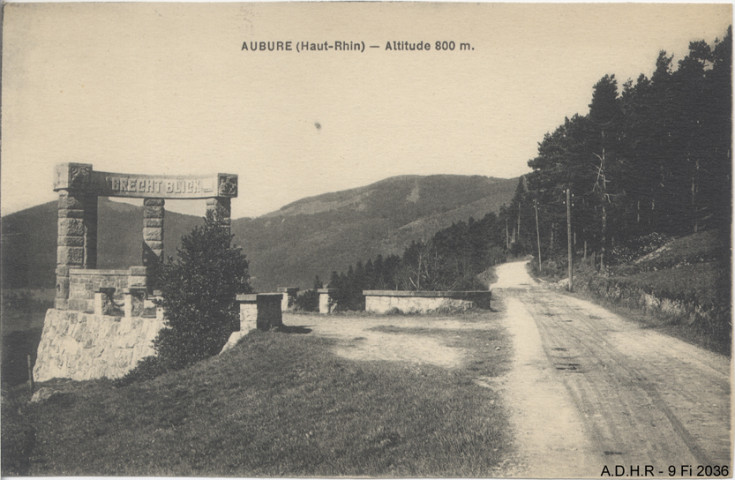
[534, 200, 542, 271]
[566, 188, 573, 292]
[27, 354, 34, 394]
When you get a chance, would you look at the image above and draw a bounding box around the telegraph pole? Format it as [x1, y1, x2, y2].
[566, 188, 573, 292]
[533, 200, 542, 271]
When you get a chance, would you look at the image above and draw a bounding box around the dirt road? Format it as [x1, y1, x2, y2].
[494, 260, 731, 477]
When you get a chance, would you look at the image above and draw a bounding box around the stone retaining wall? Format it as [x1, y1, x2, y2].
[33, 308, 164, 381]
[364, 290, 492, 314]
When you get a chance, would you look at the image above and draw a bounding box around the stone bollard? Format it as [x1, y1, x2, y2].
[123, 287, 147, 318]
[235, 293, 283, 331]
[317, 288, 335, 314]
[93, 287, 116, 315]
[236, 294, 258, 332]
[278, 287, 299, 311]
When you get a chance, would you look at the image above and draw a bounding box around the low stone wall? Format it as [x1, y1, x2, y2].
[33, 308, 164, 381]
[68, 267, 147, 313]
[364, 290, 492, 314]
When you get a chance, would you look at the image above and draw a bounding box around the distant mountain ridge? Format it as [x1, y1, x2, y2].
[1, 174, 518, 291]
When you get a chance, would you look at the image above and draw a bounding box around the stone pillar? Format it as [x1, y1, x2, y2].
[236, 294, 258, 332]
[83, 195, 98, 269]
[53, 163, 93, 309]
[318, 288, 335, 314]
[207, 173, 237, 232]
[143, 198, 164, 287]
[206, 197, 231, 232]
[123, 287, 146, 318]
[278, 287, 299, 311]
[235, 293, 283, 331]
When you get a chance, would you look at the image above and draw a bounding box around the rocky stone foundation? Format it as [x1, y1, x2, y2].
[33, 308, 164, 381]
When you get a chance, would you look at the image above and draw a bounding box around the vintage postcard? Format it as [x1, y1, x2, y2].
[1, 2, 732, 478]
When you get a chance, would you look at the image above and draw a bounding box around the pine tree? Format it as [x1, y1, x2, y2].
[153, 213, 252, 370]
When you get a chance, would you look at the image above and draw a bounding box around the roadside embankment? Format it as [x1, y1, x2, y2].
[535, 230, 731, 355]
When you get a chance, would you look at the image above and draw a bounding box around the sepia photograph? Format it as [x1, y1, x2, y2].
[0, 2, 732, 477]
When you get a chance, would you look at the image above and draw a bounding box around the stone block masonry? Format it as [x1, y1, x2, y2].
[220, 293, 283, 353]
[142, 198, 164, 268]
[33, 309, 165, 381]
[68, 267, 146, 313]
[206, 197, 232, 231]
[237, 293, 283, 331]
[40, 163, 240, 381]
[52, 163, 237, 308]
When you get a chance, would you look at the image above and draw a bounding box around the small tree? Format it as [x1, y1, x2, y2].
[153, 213, 252, 370]
[293, 275, 322, 312]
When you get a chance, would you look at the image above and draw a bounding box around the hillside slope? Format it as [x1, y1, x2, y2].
[1, 175, 517, 291]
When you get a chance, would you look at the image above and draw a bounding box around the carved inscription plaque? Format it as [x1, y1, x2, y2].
[96, 172, 214, 198]
[54, 164, 237, 199]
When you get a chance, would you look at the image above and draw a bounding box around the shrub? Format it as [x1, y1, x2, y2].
[151, 213, 252, 371]
[293, 276, 322, 312]
[294, 289, 319, 312]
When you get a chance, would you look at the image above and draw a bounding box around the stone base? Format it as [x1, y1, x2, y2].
[33, 308, 165, 382]
[236, 293, 283, 330]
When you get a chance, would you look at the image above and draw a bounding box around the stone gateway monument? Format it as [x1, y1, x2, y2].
[33, 163, 238, 381]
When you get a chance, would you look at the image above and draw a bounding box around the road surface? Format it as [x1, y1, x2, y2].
[493, 261, 731, 477]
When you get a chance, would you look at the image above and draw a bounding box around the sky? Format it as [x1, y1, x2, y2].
[1, 2, 732, 219]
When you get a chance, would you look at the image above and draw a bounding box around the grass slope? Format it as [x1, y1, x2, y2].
[5, 314, 511, 476]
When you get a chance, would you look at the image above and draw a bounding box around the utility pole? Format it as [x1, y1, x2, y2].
[566, 188, 573, 292]
[533, 199, 542, 271]
[516, 201, 522, 245]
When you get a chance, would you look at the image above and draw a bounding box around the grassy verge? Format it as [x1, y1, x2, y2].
[568, 286, 730, 356]
[5, 312, 511, 476]
[533, 230, 730, 356]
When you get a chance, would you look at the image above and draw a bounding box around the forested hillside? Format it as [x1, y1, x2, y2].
[323, 213, 507, 311]
[505, 28, 731, 266]
[326, 28, 732, 317]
